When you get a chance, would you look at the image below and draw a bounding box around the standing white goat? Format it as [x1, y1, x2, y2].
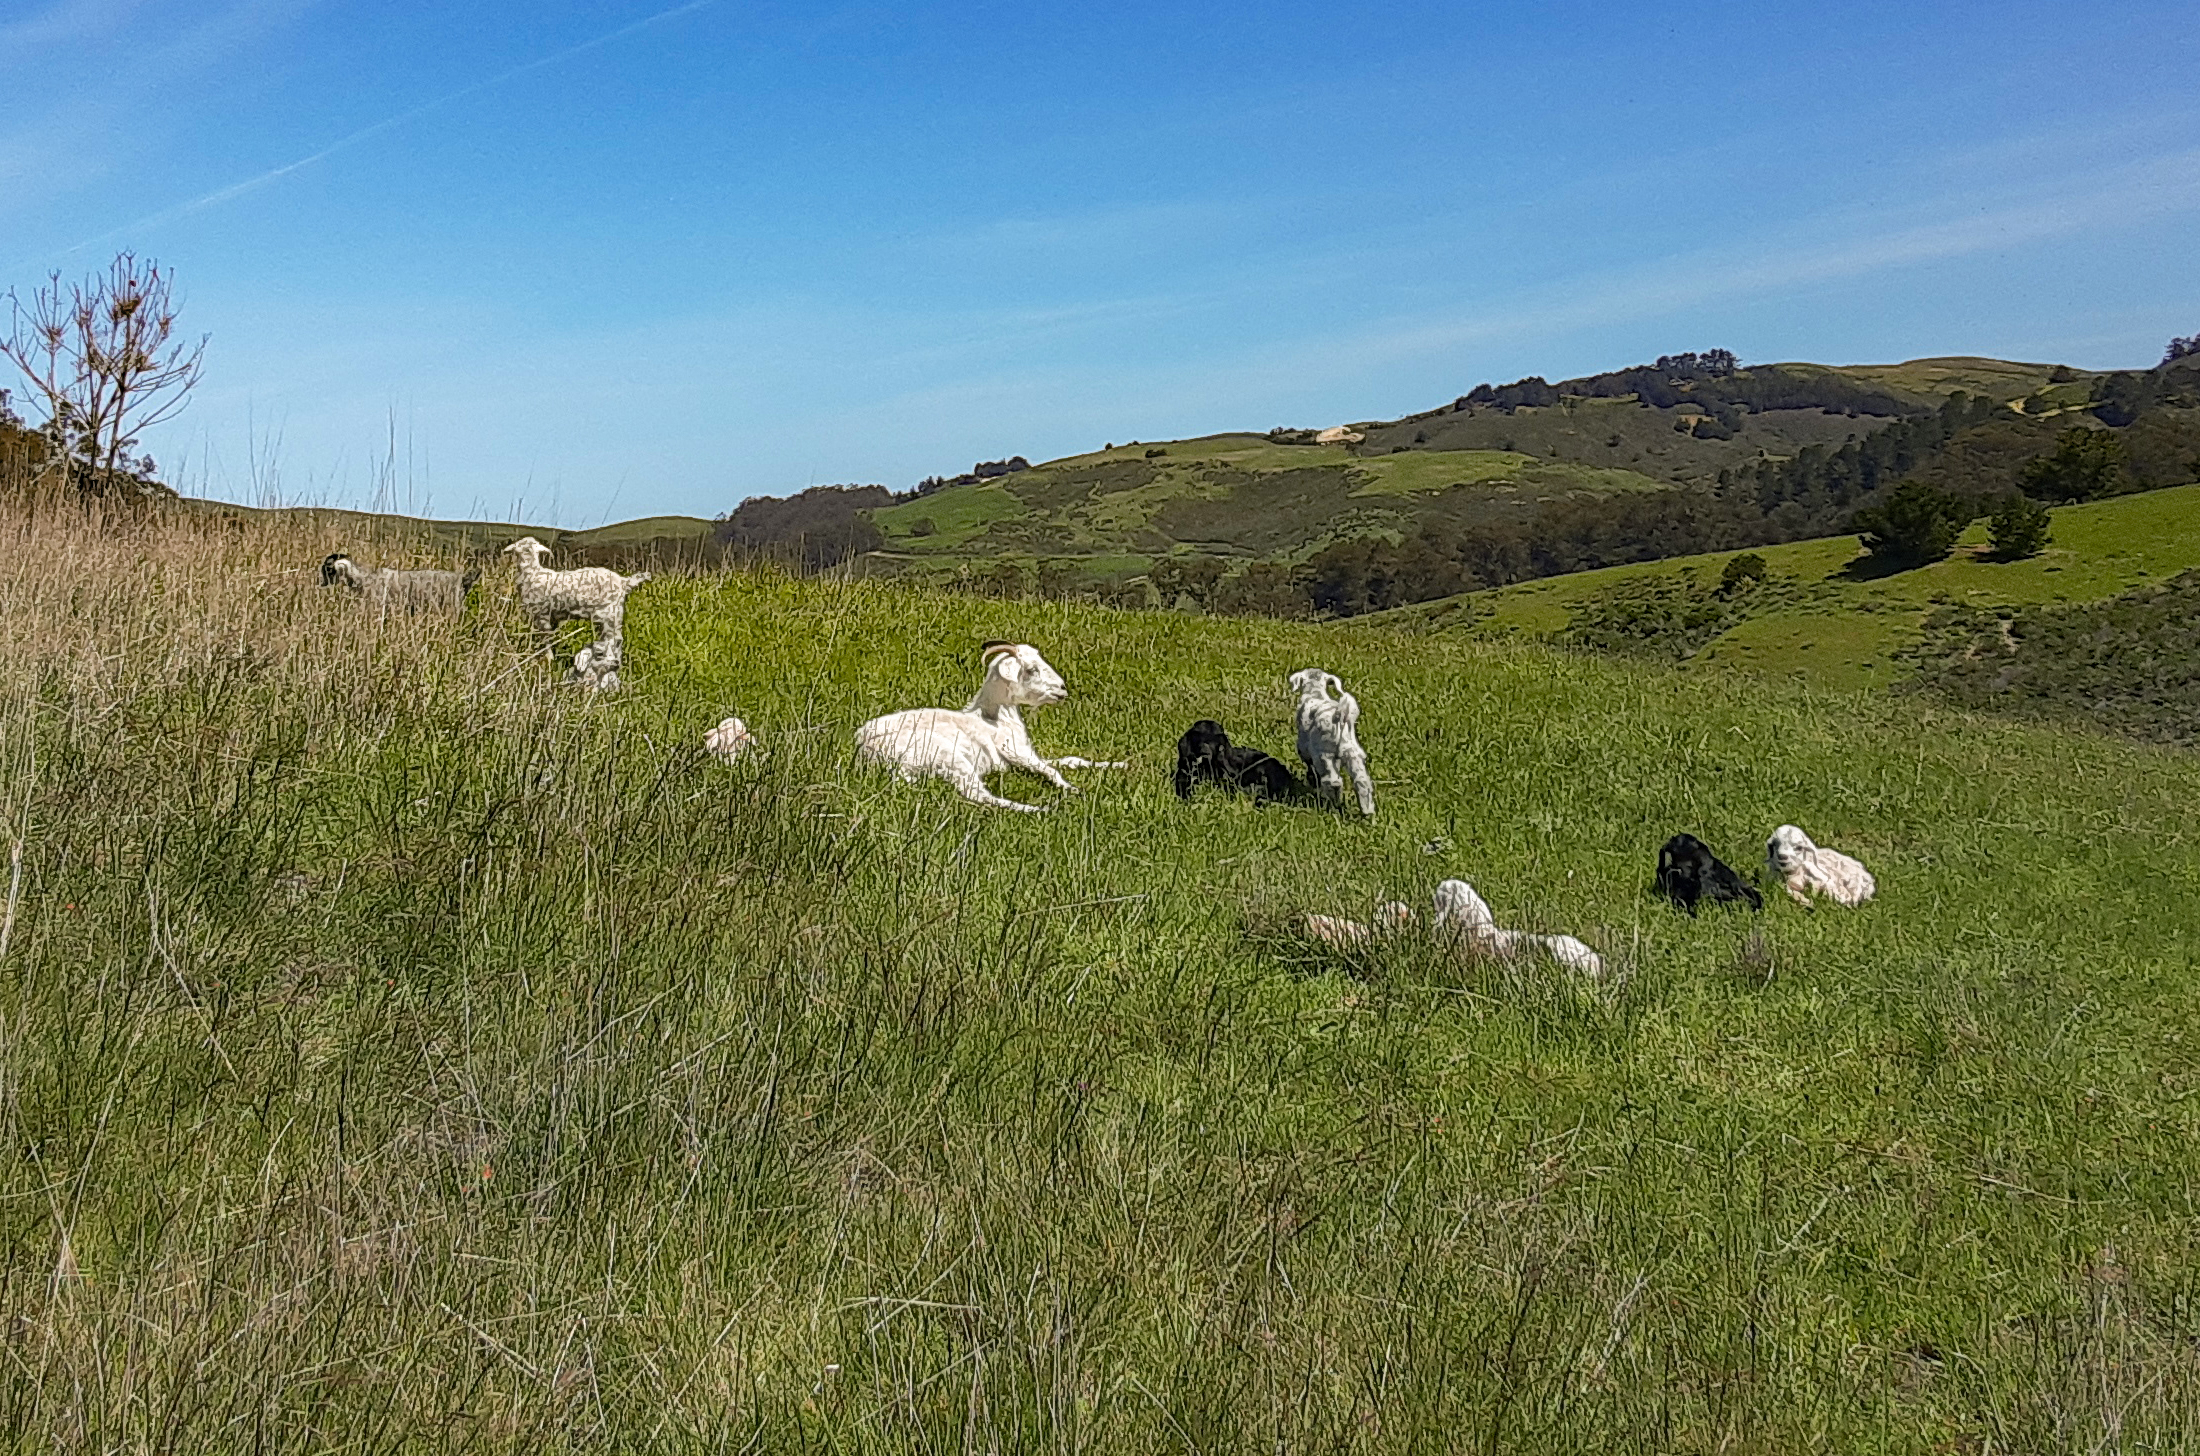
[1290, 668, 1375, 817]
[319, 552, 478, 615]
[502, 536, 651, 640]
[1766, 825, 1876, 907]
[855, 641, 1125, 812]
[1431, 879, 1603, 976]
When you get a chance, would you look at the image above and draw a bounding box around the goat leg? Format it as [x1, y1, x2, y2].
[940, 767, 1046, 812]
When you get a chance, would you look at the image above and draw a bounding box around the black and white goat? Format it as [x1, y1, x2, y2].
[1290, 669, 1375, 817]
[855, 641, 1125, 812]
[319, 552, 478, 615]
[1655, 833, 1763, 915]
[1173, 719, 1301, 803]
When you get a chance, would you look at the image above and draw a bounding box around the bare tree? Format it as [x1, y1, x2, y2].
[1, 253, 206, 498]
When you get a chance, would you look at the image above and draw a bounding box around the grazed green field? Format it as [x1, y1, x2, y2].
[1408, 484, 2200, 691]
[4, 499, 2197, 1451]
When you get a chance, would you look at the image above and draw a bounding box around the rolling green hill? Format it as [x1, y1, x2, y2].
[183, 498, 720, 565]
[1394, 483, 2200, 692]
[869, 433, 1670, 572]
[856, 353, 2199, 596]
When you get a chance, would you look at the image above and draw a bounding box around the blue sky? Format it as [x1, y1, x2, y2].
[5, 1, 2197, 525]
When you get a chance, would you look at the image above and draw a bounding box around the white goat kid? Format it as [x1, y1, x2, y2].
[569, 637, 623, 693]
[855, 642, 1124, 813]
[704, 716, 759, 763]
[502, 536, 651, 640]
[319, 552, 478, 616]
[1290, 668, 1375, 817]
[1766, 824, 1876, 907]
[1431, 879, 1603, 977]
[1302, 901, 1417, 949]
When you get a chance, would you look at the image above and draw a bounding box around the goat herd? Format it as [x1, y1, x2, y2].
[320, 538, 1879, 982]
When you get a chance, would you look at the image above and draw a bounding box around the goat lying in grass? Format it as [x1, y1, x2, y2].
[1290, 669, 1375, 817]
[319, 552, 478, 615]
[1432, 879, 1604, 976]
[704, 716, 758, 763]
[855, 642, 1126, 812]
[1298, 881, 1601, 977]
[1655, 833, 1763, 915]
[1174, 719, 1302, 803]
[1767, 825, 1876, 907]
[502, 536, 650, 640]
[1301, 902, 1416, 949]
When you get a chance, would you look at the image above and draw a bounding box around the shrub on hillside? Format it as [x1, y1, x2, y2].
[1986, 492, 2052, 560]
[2019, 427, 2129, 503]
[1918, 569, 2200, 745]
[1851, 481, 1975, 568]
[1559, 571, 1764, 661]
[1719, 552, 1768, 594]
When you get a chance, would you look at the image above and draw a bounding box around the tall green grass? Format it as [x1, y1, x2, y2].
[2, 494, 2197, 1451]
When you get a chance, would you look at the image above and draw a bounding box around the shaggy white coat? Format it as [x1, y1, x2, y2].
[1431, 878, 1603, 976]
[854, 642, 1124, 812]
[503, 536, 651, 639]
[1290, 668, 1375, 817]
[1766, 825, 1875, 907]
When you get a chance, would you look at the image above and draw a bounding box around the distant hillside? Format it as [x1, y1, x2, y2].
[840, 351, 2200, 608]
[1388, 483, 2200, 699]
[178, 499, 720, 570]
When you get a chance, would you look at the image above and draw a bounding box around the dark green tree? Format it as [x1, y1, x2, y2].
[1212, 561, 1309, 619]
[2018, 427, 2128, 503]
[1150, 554, 1226, 610]
[1986, 491, 2051, 560]
[1851, 481, 1975, 567]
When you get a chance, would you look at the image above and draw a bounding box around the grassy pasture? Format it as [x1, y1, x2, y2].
[2, 496, 2198, 1451]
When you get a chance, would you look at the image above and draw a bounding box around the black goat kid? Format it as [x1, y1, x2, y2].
[1174, 720, 1302, 803]
[1656, 832, 1763, 915]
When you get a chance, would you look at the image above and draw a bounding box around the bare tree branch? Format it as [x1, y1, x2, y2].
[1, 253, 205, 500]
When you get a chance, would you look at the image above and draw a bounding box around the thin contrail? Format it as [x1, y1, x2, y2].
[51, 0, 717, 259]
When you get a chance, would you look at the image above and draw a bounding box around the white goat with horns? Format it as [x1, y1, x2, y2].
[855, 641, 1125, 812]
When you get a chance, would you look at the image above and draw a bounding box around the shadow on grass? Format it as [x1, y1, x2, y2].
[1833, 549, 1943, 582]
